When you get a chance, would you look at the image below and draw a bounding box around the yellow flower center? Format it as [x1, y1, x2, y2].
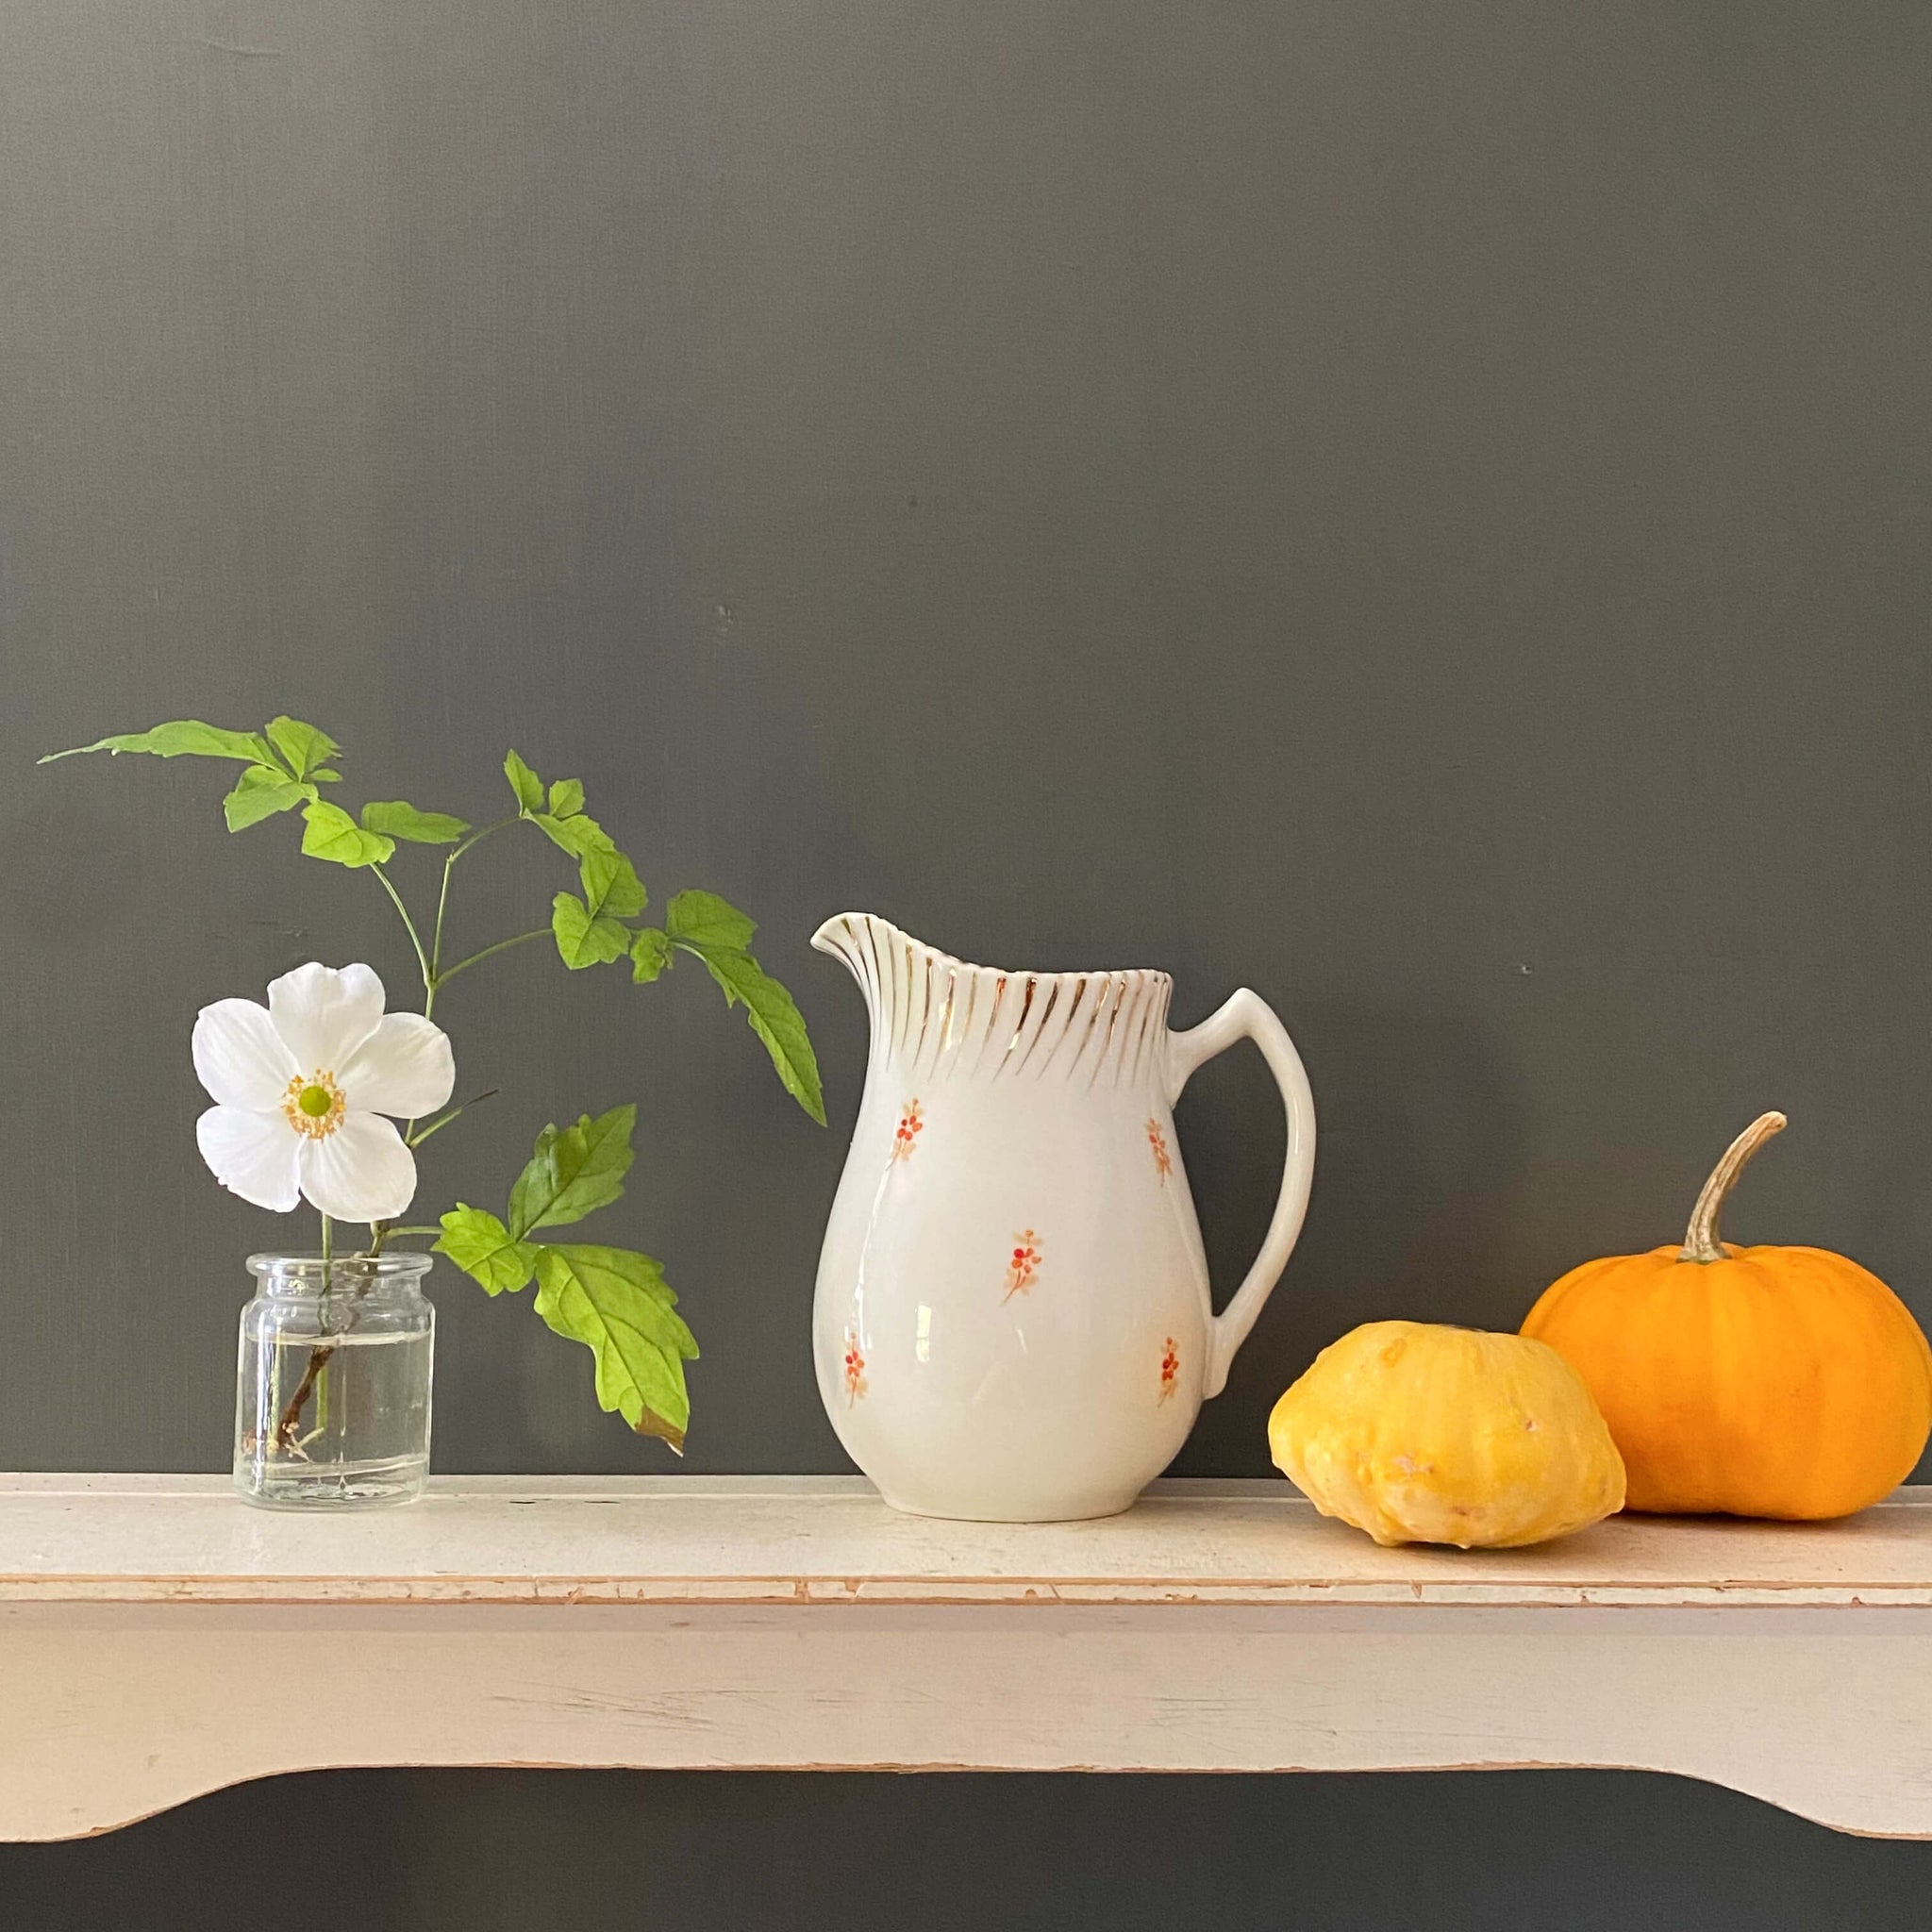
[282, 1071, 346, 1140]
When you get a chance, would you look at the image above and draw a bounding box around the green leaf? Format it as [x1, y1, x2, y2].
[540, 1243, 692, 1346]
[223, 764, 313, 832]
[308, 767, 342, 784]
[581, 845, 646, 921]
[533, 809, 615, 858]
[40, 721, 273, 765]
[686, 945, 826, 1124]
[666, 889, 758, 951]
[533, 1243, 695, 1445]
[433, 1206, 540, 1296]
[551, 891, 631, 969]
[505, 748, 544, 813]
[548, 777, 585, 819]
[507, 1105, 637, 1237]
[264, 716, 341, 781]
[299, 799, 396, 869]
[361, 800, 471, 844]
[629, 927, 673, 984]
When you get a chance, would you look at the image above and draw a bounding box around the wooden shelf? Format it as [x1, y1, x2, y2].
[5, 1474, 1930, 1840]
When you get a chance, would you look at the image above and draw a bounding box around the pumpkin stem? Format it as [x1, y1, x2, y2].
[1678, 1111, 1787, 1262]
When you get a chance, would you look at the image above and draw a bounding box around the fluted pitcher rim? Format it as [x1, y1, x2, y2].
[810, 911, 1174, 1090]
[810, 910, 1174, 991]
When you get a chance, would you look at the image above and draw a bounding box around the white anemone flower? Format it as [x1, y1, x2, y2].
[192, 962, 455, 1222]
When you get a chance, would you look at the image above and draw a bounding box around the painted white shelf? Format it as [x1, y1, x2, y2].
[4, 1474, 1930, 1840]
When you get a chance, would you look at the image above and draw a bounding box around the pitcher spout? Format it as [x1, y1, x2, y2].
[809, 911, 906, 1041]
[812, 910, 891, 973]
[811, 910, 902, 991]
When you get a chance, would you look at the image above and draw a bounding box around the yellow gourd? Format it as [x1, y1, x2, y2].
[1268, 1321, 1626, 1548]
[1522, 1112, 1932, 1519]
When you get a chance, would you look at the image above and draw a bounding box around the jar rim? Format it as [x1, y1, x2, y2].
[247, 1251, 434, 1283]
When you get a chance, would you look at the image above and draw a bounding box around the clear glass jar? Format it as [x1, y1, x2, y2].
[234, 1253, 434, 1509]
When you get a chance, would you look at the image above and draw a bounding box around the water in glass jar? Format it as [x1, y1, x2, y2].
[235, 1324, 433, 1508]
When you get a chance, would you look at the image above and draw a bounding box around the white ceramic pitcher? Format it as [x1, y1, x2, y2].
[810, 913, 1317, 1522]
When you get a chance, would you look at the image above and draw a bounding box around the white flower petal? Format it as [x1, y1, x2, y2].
[196, 1106, 302, 1213]
[268, 962, 387, 1074]
[299, 1112, 418, 1221]
[339, 1013, 456, 1120]
[192, 1000, 299, 1108]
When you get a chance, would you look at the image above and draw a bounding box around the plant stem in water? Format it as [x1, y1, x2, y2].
[276, 1338, 337, 1452]
[277, 1212, 343, 1453]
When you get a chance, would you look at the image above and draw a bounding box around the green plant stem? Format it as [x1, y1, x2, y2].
[366, 1218, 440, 1256]
[275, 1209, 340, 1454]
[430, 817, 519, 981]
[371, 865, 432, 991]
[408, 1089, 499, 1149]
[431, 858, 455, 987]
[317, 1209, 335, 1336]
[452, 816, 519, 865]
[365, 818, 534, 1140]
[436, 928, 547, 988]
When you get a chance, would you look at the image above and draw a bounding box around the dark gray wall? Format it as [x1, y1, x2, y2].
[6, 2, 1932, 1924]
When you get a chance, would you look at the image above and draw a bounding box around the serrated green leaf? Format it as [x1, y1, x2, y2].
[540, 1243, 693, 1348]
[533, 1243, 694, 1444]
[686, 945, 826, 1124]
[581, 845, 646, 920]
[534, 809, 616, 858]
[552, 891, 631, 969]
[629, 927, 673, 984]
[299, 799, 396, 868]
[505, 748, 544, 813]
[666, 889, 758, 951]
[40, 721, 274, 765]
[433, 1206, 540, 1296]
[507, 1124, 559, 1238]
[361, 800, 471, 844]
[507, 1105, 636, 1237]
[264, 716, 341, 781]
[223, 764, 314, 832]
[548, 777, 585, 819]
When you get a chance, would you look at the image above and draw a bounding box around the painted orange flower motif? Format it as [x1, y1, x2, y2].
[1158, 1337, 1180, 1403]
[1146, 1118, 1173, 1184]
[842, 1333, 868, 1405]
[1004, 1230, 1042, 1302]
[891, 1099, 924, 1163]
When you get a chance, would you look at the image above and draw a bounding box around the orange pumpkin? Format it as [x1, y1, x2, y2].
[1522, 1112, 1932, 1519]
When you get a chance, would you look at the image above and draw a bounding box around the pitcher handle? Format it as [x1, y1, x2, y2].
[1166, 989, 1317, 1398]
